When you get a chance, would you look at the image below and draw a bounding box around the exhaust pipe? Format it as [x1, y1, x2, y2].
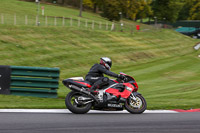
[68, 85, 99, 103]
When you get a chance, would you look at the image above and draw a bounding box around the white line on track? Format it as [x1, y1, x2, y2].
[0, 109, 178, 113]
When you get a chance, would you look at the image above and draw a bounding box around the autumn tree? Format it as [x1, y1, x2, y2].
[177, 0, 200, 20]
[152, 0, 182, 22]
[101, 0, 123, 21]
[178, 0, 193, 20]
[136, 0, 153, 22]
[83, 0, 103, 13]
[124, 0, 140, 20]
[189, 1, 200, 20]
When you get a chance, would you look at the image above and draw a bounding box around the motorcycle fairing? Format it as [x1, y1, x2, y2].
[105, 83, 135, 99]
[111, 79, 119, 83]
[63, 79, 92, 88]
[119, 73, 138, 88]
[74, 81, 92, 88]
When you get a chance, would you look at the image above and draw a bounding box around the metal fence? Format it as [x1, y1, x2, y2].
[0, 13, 156, 33]
[145, 20, 200, 28]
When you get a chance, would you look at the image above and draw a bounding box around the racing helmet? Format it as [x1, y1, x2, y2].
[100, 57, 112, 70]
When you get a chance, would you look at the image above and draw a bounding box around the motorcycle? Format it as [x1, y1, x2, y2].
[62, 73, 147, 114]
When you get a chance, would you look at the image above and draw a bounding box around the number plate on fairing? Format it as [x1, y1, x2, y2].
[107, 103, 123, 108]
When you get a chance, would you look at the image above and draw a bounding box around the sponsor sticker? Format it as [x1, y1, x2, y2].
[126, 87, 132, 92]
[107, 104, 122, 108]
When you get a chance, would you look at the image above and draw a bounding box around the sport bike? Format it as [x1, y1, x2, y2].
[62, 73, 147, 114]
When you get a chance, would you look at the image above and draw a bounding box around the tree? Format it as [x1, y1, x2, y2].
[91, 0, 100, 13]
[125, 0, 140, 20]
[83, 0, 93, 9]
[136, 0, 153, 22]
[79, 0, 83, 17]
[177, 0, 200, 20]
[83, 0, 103, 13]
[178, 0, 193, 20]
[62, 0, 79, 7]
[189, 1, 200, 20]
[101, 0, 122, 21]
[152, 0, 182, 22]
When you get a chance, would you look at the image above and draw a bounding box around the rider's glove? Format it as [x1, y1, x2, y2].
[118, 74, 126, 80]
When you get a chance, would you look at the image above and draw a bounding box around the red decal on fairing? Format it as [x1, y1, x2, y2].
[74, 81, 92, 88]
[105, 88, 121, 98]
[112, 80, 119, 83]
[105, 88, 132, 99]
[121, 89, 132, 98]
[133, 82, 138, 89]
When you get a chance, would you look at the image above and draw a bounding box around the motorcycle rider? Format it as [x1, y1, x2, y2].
[85, 57, 125, 93]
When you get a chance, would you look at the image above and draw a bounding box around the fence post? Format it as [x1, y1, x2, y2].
[54, 16, 57, 26]
[78, 18, 80, 27]
[85, 19, 88, 28]
[45, 16, 48, 26]
[70, 17, 72, 26]
[1, 14, 4, 24]
[36, 15, 40, 26]
[36, 15, 38, 26]
[14, 14, 16, 25]
[62, 16, 65, 26]
[106, 22, 108, 30]
[111, 22, 115, 31]
[92, 20, 94, 29]
[25, 15, 28, 25]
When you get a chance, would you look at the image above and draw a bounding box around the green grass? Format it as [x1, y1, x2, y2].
[0, 0, 105, 21]
[0, 24, 199, 109]
[0, 0, 114, 30]
[0, 0, 200, 110]
[0, 0, 153, 32]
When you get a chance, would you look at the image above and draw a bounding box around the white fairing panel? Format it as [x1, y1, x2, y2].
[69, 77, 84, 81]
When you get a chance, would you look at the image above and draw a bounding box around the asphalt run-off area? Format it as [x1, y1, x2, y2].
[0, 109, 200, 133]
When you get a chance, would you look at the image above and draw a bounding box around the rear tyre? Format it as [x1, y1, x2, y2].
[125, 94, 147, 114]
[65, 91, 92, 114]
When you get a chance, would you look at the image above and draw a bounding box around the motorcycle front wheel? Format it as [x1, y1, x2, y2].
[65, 91, 92, 114]
[125, 93, 147, 114]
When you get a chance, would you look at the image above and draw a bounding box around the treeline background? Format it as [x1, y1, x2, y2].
[24, 0, 200, 22]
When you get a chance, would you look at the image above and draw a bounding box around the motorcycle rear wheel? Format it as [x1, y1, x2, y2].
[125, 94, 147, 114]
[65, 91, 92, 114]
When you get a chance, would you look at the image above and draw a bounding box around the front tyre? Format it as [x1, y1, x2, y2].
[65, 91, 92, 114]
[125, 93, 147, 114]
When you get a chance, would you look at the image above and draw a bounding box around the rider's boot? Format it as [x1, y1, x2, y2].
[88, 77, 109, 94]
[88, 84, 99, 94]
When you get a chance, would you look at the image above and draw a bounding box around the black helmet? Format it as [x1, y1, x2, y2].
[100, 57, 112, 70]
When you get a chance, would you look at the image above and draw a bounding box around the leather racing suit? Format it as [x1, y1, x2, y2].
[85, 63, 119, 91]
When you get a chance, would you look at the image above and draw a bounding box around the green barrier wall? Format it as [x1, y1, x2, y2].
[9, 66, 60, 98]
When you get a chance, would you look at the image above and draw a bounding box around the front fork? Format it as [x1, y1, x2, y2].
[129, 92, 141, 102]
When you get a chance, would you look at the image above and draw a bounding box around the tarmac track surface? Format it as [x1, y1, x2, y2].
[0, 112, 200, 133]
